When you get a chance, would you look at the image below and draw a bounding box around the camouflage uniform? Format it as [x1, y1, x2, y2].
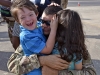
[7, 45, 40, 75]
[7, 46, 97, 75]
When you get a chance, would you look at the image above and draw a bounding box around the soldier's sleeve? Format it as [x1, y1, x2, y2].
[7, 45, 40, 75]
[58, 51, 97, 75]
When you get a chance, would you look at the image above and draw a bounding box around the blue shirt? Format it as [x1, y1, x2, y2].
[20, 21, 46, 75]
[52, 43, 82, 70]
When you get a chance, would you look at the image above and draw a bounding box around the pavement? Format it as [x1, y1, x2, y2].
[0, 6, 100, 75]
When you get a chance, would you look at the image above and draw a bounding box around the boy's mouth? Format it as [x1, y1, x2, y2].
[26, 22, 33, 26]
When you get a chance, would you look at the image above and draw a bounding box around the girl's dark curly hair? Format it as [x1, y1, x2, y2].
[56, 9, 88, 62]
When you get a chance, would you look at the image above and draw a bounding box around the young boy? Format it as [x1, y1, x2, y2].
[10, 0, 58, 75]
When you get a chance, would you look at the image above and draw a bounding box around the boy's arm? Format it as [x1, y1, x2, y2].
[40, 28, 57, 54]
[41, 15, 58, 54]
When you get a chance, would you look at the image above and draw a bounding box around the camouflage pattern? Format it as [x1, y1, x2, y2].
[7, 46, 40, 75]
[7, 46, 96, 75]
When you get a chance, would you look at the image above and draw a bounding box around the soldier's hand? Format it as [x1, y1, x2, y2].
[39, 55, 70, 70]
[42, 66, 58, 75]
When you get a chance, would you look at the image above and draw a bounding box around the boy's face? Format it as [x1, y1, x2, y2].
[17, 7, 37, 30]
[41, 12, 54, 35]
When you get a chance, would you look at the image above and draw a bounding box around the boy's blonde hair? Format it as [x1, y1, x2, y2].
[10, 0, 38, 23]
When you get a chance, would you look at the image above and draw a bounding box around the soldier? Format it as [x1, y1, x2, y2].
[7, 5, 96, 75]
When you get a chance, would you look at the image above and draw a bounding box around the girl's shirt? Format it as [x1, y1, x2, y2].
[52, 43, 82, 70]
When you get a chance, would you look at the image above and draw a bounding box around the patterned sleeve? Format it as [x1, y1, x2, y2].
[7, 45, 40, 75]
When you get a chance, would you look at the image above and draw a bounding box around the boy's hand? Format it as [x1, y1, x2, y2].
[50, 14, 58, 31]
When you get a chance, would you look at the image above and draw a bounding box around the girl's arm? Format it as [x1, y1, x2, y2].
[75, 61, 82, 70]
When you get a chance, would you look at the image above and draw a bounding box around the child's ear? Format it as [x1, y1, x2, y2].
[36, 13, 39, 17]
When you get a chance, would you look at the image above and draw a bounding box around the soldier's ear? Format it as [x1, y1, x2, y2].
[36, 13, 39, 17]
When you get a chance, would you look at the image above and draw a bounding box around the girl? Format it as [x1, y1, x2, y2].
[52, 9, 88, 70]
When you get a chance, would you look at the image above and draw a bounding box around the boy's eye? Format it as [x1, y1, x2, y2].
[21, 17, 25, 19]
[29, 14, 33, 16]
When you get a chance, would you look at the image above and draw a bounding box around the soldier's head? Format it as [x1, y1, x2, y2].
[41, 6, 62, 35]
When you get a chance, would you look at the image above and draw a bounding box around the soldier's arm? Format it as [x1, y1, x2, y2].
[8, 46, 96, 75]
[7, 46, 40, 74]
[41, 51, 96, 75]
[59, 51, 97, 75]
[7, 46, 68, 74]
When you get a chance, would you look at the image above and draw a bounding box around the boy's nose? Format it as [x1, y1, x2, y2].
[26, 17, 31, 21]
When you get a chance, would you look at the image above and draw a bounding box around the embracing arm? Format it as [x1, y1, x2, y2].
[41, 51, 96, 75]
[59, 51, 97, 75]
[7, 45, 68, 74]
[39, 55, 69, 70]
[8, 46, 96, 75]
[7, 46, 40, 74]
